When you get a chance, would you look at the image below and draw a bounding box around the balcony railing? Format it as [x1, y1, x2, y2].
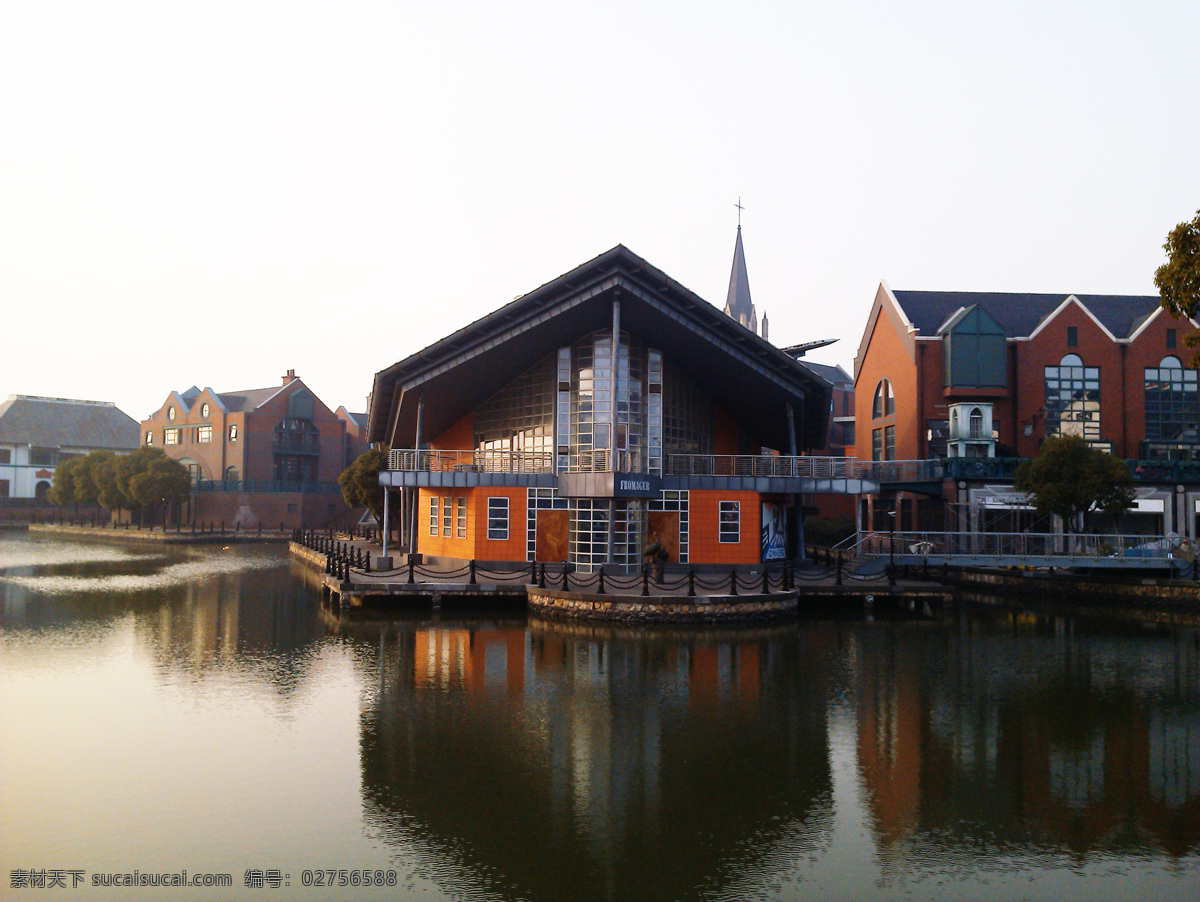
[387, 449, 555, 474]
[858, 529, 1188, 563]
[194, 479, 341, 494]
[666, 455, 944, 483]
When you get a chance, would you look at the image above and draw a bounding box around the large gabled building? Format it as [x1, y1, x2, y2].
[140, 372, 356, 528]
[368, 244, 838, 570]
[853, 282, 1198, 536]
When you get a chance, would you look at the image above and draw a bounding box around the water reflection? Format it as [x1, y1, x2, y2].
[1, 530, 1197, 901]
[359, 618, 833, 902]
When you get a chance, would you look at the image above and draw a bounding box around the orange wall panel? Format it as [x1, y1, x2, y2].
[688, 489, 761, 564]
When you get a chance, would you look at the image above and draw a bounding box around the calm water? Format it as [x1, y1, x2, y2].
[1, 532, 1198, 902]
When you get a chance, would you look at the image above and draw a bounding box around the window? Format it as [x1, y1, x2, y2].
[872, 428, 883, 461]
[969, 407, 983, 439]
[1066, 326, 1077, 347]
[0, 449, 9, 464]
[718, 500, 740, 543]
[29, 447, 54, 466]
[429, 497, 438, 536]
[442, 497, 452, 537]
[0, 479, 8, 498]
[1145, 356, 1199, 444]
[487, 497, 509, 540]
[200, 402, 210, 417]
[1045, 353, 1100, 442]
[1168, 329, 1177, 349]
[224, 466, 239, 483]
[145, 431, 153, 445]
[197, 425, 212, 443]
[456, 497, 467, 538]
[229, 425, 238, 441]
[164, 429, 180, 445]
[167, 406, 175, 421]
[884, 425, 896, 460]
[872, 380, 894, 419]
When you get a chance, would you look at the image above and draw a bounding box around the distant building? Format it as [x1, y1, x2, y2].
[139, 371, 354, 528]
[0, 395, 139, 499]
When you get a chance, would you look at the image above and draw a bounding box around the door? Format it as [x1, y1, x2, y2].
[646, 511, 679, 563]
[535, 509, 569, 562]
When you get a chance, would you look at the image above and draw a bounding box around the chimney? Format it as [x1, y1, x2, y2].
[282, 369, 297, 385]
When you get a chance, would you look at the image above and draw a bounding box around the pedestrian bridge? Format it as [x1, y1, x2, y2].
[856, 531, 1194, 572]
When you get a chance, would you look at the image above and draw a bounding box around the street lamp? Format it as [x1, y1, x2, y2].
[888, 506, 897, 579]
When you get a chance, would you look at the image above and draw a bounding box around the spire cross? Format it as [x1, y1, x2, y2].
[735, 197, 744, 227]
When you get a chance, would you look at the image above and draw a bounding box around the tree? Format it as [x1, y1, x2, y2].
[115, 446, 185, 525]
[338, 449, 388, 517]
[128, 456, 192, 527]
[46, 455, 83, 507]
[74, 450, 115, 506]
[1014, 436, 1134, 533]
[1155, 209, 1200, 360]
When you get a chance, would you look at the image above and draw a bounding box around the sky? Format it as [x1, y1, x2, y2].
[2, 0, 1198, 423]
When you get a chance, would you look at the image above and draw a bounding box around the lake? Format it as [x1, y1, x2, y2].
[1, 531, 1197, 901]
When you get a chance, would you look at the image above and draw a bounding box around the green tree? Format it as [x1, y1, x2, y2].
[128, 456, 192, 527]
[1014, 436, 1134, 533]
[74, 450, 115, 506]
[338, 449, 388, 517]
[1155, 209, 1200, 360]
[46, 455, 83, 507]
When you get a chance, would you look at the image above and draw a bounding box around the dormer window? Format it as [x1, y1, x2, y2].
[200, 402, 209, 418]
[167, 406, 175, 421]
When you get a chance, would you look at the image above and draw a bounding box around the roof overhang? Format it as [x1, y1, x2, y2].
[368, 246, 831, 453]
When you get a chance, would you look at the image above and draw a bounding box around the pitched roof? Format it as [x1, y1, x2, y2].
[891, 290, 1161, 340]
[798, 360, 852, 386]
[368, 245, 831, 453]
[216, 385, 287, 412]
[0, 395, 140, 450]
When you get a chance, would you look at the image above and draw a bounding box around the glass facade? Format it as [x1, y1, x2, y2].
[1144, 356, 1199, 447]
[474, 353, 555, 459]
[1045, 354, 1100, 443]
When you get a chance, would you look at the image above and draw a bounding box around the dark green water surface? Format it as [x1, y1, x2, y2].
[2, 531, 1198, 901]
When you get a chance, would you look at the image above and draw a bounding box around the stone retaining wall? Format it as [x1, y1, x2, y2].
[527, 588, 798, 623]
[289, 542, 329, 570]
[28, 524, 287, 545]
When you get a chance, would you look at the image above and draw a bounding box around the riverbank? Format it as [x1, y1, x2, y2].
[27, 523, 290, 545]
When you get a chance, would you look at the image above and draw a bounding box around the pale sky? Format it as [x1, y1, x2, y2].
[2, 0, 1198, 423]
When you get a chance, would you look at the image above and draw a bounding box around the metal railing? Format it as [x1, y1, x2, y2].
[857, 530, 1190, 563]
[666, 455, 943, 482]
[387, 448, 554, 474]
[194, 479, 341, 494]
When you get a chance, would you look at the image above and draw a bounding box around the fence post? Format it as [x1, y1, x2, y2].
[538, 563, 546, 589]
[469, 559, 477, 585]
[729, 569, 738, 596]
[597, 566, 606, 595]
[642, 565, 650, 597]
[364, 550, 371, 573]
[529, 560, 538, 586]
[408, 558, 415, 584]
[688, 568, 696, 596]
[888, 563, 896, 587]
[836, 553, 843, 586]
[561, 562, 569, 591]
[762, 568, 769, 594]
[324, 553, 332, 575]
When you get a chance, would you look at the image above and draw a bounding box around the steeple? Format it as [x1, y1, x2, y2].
[724, 223, 758, 334]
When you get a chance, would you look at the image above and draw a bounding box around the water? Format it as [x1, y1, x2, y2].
[1, 531, 1197, 901]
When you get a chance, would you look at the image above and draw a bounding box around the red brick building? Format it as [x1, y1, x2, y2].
[853, 283, 1198, 536]
[140, 372, 358, 528]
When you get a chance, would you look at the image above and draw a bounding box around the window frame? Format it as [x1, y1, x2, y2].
[428, 496, 438, 536]
[487, 496, 509, 541]
[718, 500, 740, 543]
[197, 425, 213, 444]
[442, 496, 452, 537]
[456, 496, 467, 538]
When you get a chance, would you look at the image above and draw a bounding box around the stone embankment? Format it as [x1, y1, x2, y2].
[28, 523, 290, 545]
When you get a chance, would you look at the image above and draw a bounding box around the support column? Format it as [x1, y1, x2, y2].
[611, 298, 621, 471]
[409, 395, 424, 556]
[380, 486, 390, 568]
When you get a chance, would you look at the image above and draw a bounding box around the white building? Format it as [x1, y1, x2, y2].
[0, 395, 139, 499]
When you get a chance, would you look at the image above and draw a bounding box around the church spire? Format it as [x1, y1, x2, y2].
[724, 217, 757, 335]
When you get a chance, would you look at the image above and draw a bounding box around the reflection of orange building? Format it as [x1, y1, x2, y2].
[854, 632, 924, 844]
[414, 628, 526, 698]
[686, 643, 760, 710]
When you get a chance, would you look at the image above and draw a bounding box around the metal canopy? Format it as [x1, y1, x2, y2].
[368, 245, 831, 453]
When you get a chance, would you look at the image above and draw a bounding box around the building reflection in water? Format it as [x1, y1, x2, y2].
[360, 618, 835, 902]
[852, 610, 1200, 861]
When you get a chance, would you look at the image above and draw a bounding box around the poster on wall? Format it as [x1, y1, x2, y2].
[761, 502, 786, 562]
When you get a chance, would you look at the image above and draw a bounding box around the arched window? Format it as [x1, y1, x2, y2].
[167, 406, 175, 421]
[1044, 354, 1100, 442]
[200, 402, 210, 418]
[969, 407, 983, 439]
[950, 409, 959, 437]
[179, 458, 202, 484]
[872, 380, 894, 419]
[35, 480, 51, 500]
[224, 466, 240, 484]
[1145, 355, 1198, 447]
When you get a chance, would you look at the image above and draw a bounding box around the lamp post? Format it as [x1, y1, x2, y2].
[888, 506, 897, 573]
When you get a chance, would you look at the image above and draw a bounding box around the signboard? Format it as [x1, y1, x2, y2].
[613, 473, 661, 498]
[761, 502, 786, 562]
